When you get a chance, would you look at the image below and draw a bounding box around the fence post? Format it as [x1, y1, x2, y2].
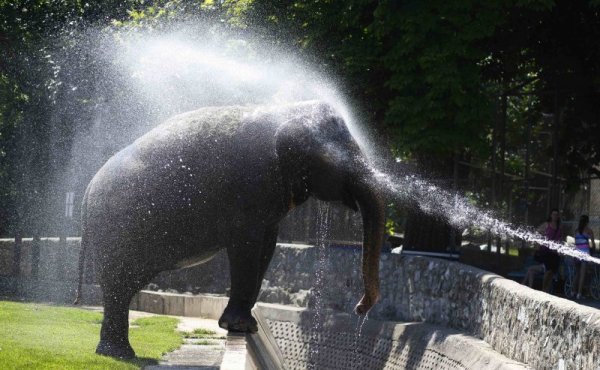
[12, 232, 22, 276]
[58, 235, 67, 281]
[31, 234, 41, 279]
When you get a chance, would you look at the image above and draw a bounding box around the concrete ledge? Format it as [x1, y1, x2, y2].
[249, 303, 528, 370]
[220, 333, 256, 370]
[478, 273, 600, 369]
[129, 290, 229, 320]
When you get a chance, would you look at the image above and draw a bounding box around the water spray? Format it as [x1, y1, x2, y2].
[60, 21, 599, 277]
[374, 170, 600, 266]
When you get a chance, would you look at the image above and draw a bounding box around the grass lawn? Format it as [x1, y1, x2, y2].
[508, 246, 520, 256]
[0, 300, 183, 369]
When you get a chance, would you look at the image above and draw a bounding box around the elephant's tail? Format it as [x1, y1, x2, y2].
[73, 189, 90, 305]
[73, 236, 87, 305]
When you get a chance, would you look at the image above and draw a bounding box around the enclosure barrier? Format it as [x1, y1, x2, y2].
[1, 238, 599, 369]
[248, 303, 526, 370]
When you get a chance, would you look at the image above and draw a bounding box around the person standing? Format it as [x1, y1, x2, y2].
[523, 209, 563, 291]
[573, 215, 596, 299]
[537, 209, 563, 292]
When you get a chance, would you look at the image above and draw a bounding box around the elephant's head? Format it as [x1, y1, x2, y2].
[275, 102, 385, 314]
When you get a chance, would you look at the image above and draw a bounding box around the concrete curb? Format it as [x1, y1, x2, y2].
[129, 290, 229, 320]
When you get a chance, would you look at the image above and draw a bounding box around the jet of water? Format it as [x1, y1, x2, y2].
[56, 20, 595, 269]
[352, 313, 368, 369]
[307, 202, 331, 370]
[373, 169, 600, 266]
[60, 24, 377, 197]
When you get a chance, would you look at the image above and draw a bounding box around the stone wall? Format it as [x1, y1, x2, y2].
[0, 237, 100, 303]
[0, 237, 81, 280]
[0, 237, 228, 303]
[262, 245, 600, 370]
[1, 238, 599, 369]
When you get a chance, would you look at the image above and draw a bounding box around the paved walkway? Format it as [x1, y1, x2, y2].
[84, 307, 250, 369]
[140, 314, 228, 370]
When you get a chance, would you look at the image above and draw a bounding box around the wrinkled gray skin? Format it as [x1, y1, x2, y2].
[74, 101, 385, 359]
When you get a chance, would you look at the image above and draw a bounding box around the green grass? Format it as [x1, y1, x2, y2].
[508, 246, 520, 256]
[0, 300, 183, 369]
[183, 328, 226, 345]
[183, 328, 217, 338]
[192, 339, 220, 346]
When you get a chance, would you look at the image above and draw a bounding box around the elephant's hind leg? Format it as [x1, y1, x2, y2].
[96, 287, 136, 359]
[96, 267, 155, 359]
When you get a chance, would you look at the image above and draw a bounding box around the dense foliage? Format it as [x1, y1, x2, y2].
[1, 0, 600, 236]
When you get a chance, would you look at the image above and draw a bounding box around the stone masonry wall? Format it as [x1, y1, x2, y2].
[1, 238, 599, 369]
[263, 245, 600, 370]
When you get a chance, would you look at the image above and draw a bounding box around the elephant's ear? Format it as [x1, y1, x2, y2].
[275, 120, 312, 173]
[275, 120, 312, 204]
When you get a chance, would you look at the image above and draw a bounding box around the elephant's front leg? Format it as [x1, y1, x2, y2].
[219, 226, 277, 333]
[252, 224, 278, 304]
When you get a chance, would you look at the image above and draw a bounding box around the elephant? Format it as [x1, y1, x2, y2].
[74, 100, 385, 359]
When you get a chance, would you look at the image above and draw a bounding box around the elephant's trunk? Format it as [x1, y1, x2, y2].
[351, 174, 385, 315]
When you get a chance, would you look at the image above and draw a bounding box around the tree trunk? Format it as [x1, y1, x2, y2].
[402, 155, 463, 254]
[403, 209, 460, 253]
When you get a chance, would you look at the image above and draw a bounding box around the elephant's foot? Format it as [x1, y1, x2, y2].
[96, 339, 135, 359]
[218, 306, 258, 333]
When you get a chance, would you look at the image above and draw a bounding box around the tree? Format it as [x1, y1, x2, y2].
[225, 0, 600, 251]
[0, 0, 154, 235]
[3, 0, 600, 242]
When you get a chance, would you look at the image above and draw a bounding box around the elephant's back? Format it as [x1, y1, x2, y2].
[91, 105, 267, 185]
[84, 101, 331, 226]
[83, 104, 283, 225]
[138, 105, 253, 148]
[115, 101, 333, 159]
[140, 100, 332, 147]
